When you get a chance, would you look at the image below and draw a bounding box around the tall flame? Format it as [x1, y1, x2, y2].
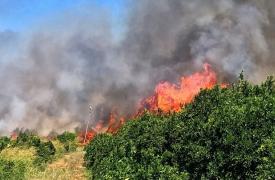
[79, 63, 226, 143]
[141, 63, 220, 112]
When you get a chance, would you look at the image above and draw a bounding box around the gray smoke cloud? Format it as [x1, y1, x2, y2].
[0, 0, 274, 135]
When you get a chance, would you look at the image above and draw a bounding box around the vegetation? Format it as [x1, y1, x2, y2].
[0, 144, 88, 179]
[57, 131, 77, 152]
[0, 137, 87, 179]
[35, 141, 56, 167]
[33, 151, 89, 179]
[13, 130, 41, 148]
[0, 130, 60, 179]
[0, 147, 36, 180]
[0, 75, 274, 179]
[0, 158, 26, 180]
[84, 76, 275, 179]
[0, 136, 10, 152]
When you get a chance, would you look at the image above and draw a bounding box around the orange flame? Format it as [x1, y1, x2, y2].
[79, 63, 226, 143]
[79, 111, 126, 144]
[141, 63, 222, 112]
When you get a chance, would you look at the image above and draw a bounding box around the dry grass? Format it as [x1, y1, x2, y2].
[0, 147, 36, 161]
[30, 150, 88, 180]
[0, 143, 89, 180]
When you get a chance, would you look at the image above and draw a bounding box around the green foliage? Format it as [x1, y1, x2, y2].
[0, 137, 10, 152]
[255, 129, 275, 179]
[14, 130, 41, 148]
[0, 158, 26, 180]
[57, 131, 76, 143]
[9, 130, 57, 169]
[85, 114, 190, 179]
[84, 133, 114, 170]
[63, 142, 77, 152]
[84, 76, 275, 179]
[57, 131, 77, 152]
[35, 141, 56, 166]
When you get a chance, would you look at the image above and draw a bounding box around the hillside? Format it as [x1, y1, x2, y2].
[84, 76, 275, 179]
[0, 76, 274, 179]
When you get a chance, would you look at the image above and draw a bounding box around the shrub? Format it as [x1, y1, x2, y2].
[84, 133, 114, 170]
[35, 141, 56, 166]
[57, 131, 77, 152]
[0, 136, 10, 152]
[84, 76, 275, 179]
[14, 130, 40, 148]
[57, 131, 76, 143]
[85, 115, 190, 179]
[0, 158, 26, 180]
[63, 142, 77, 152]
[255, 129, 275, 179]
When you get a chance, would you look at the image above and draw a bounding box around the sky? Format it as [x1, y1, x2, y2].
[0, 0, 128, 33]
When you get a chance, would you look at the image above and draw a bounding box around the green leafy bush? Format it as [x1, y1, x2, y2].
[14, 130, 41, 148]
[85, 115, 190, 179]
[57, 131, 77, 152]
[255, 129, 275, 179]
[35, 141, 56, 166]
[84, 133, 114, 170]
[0, 136, 10, 152]
[57, 131, 76, 143]
[84, 76, 275, 179]
[0, 158, 26, 180]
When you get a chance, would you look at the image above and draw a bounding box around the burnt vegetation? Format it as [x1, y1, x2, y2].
[84, 76, 275, 179]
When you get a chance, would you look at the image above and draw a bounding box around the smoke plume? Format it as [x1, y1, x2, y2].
[0, 0, 274, 135]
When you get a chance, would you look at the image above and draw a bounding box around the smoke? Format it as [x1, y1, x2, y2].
[124, 0, 273, 83]
[0, 0, 274, 135]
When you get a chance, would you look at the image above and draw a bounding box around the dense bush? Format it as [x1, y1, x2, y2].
[14, 130, 41, 148]
[0, 136, 10, 152]
[57, 131, 76, 143]
[57, 131, 77, 152]
[35, 141, 56, 166]
[255, 130, 275, 179]
[85, 118, 190, 179]
[84, 76, 275, 179]
[0, 158, 26, 180]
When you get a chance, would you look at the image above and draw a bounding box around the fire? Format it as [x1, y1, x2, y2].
[10, 132, 18, 140]
[78, 121, 104, 143]
[80, 63, 226, 143]
[79, 111, 126, 144]
[106, 115, 125, 134]
[141, 63, 222, 112]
